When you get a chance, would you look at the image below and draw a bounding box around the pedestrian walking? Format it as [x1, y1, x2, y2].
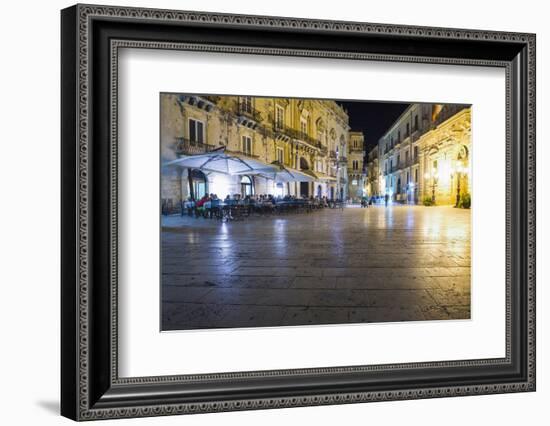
[384, 193, 389, 207]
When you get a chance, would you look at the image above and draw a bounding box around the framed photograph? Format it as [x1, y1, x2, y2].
[61, 4, 536, 421]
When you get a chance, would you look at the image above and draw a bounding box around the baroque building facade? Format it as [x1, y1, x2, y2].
[366, 103, 471, 206]
[347, 131, 366, 201]
[365, 146, 379, 198]
[160, 94, 356, 208]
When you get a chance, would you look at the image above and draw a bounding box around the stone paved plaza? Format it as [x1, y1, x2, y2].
[161, 205, 471, 330]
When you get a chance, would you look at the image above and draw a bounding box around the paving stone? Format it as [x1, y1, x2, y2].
[291, 276, 337, 289]
[281, 307, 350, 326]
[426, 288, 471, 306]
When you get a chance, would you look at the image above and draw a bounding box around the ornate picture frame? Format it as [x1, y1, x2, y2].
[61, 4, 535, 421]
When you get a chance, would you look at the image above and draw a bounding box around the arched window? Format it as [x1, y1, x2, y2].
[188, 169, 208, 200]
[299, 157, 310, 170]
[315, 117, 326, 133]
[240, 175, 254, 197]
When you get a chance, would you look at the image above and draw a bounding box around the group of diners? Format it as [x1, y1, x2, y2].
[180, 193, 339, 221]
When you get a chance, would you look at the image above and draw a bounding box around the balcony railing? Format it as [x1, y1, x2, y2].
[175, 138, 217, 155]
[234, 150, 260, 159]
[272, 125, 328, 152]
[398, 157, 419, 169]
[238, 105, 263, 122]
[289, 129, 320, 147]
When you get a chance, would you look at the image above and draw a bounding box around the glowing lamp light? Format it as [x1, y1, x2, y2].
[210, 174, 231, 198]
[273, 181, 285, 197]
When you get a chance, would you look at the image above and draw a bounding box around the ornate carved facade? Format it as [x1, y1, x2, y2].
[418, 106, 472, 205]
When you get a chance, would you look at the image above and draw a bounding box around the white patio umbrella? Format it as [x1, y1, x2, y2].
[164, 148, 278, 175]
[235, 162, 317, 182]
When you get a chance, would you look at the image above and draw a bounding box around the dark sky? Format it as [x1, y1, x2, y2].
[338, 101, 410, 153]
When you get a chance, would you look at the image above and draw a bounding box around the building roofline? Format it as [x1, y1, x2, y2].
[378, 104, 416, 142]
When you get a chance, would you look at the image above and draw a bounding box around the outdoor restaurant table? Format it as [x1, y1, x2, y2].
[199, 199, 317, 220]
[204, 201, 248, 221]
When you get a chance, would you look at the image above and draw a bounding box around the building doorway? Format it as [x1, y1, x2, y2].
[317, 185, 322, 198]
[240, 175, 254, 197]
[300, 182, 309, 198]
[188, 169, 207, 200]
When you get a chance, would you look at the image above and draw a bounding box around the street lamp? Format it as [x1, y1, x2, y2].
[452, 164, 469, 207]
[424, 169, 438, 203]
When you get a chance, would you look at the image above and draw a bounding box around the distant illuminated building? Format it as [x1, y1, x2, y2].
[347, 131, 366, 201]
[365, 144, 379, 198]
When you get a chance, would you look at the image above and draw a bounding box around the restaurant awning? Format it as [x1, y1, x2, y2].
[237, 162, 317, 182]
[164, 148, 279, 175]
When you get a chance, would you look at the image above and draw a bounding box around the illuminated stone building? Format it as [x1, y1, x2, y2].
[347, 131, 366, 201]
[365, 145, 379, 198]
[417, 105, 472, 206]
[160, 94, 352, 207]
[377, 103, 432, 204]
[368, 103, 471, 206]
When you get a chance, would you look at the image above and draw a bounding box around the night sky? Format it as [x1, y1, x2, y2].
[338, 101, 410, 153]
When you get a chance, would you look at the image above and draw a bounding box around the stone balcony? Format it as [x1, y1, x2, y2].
[175, 138, 217, 155]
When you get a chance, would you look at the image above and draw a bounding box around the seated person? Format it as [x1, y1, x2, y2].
[195, 195, 210, 216]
